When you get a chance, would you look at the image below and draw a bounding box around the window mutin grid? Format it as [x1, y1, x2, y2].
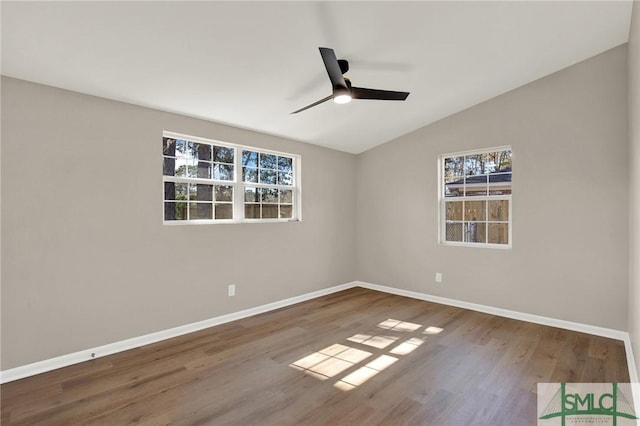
[162, 132, 300, 224]
[439, 147, 512, 248]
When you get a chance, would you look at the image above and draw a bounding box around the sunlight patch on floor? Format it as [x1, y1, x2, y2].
[377, 319, 422, 332]
[347, 333, 398, 349]
[389, 337, 424, 355]
[334, 354, 399, 391]
[290, 344, 372, 380]
[290, 318, 444, 392]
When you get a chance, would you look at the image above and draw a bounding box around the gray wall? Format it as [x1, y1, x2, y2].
[356, 45, 629, 331]
[1, 43, 634, 372]
[628, 0, 640, 379]
[0, 77, 357, 370]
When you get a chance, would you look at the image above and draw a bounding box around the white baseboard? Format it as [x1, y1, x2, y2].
[623, 336, 640, 424]
[626, 336, 640, 384]
[356, 281, 628, 340]
[2, 280, 636, 388]
[356, 281, 638, 386]
[0, 281, 357, 384]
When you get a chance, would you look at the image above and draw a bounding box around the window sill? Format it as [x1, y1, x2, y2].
[163, 218, 301, 225]
[439, 241, 512, 250]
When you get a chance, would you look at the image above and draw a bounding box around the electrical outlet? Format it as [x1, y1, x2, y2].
[228, 284, 236, 297]
[435, 273, 443, 283]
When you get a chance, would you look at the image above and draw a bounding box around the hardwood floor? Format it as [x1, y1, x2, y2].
[1, 288, 630, 425]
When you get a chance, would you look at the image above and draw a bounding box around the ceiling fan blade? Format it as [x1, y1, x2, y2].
[319, 47, 347, 89]
[351, 87, 410, 101]
[290, 94, 333, 114]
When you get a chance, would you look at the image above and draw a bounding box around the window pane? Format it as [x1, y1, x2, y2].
[280, 205, 293, 219]
[260, 153, 277, 169]
[262, 204, 278, 218]
[185, 158, 198, 178]
[482, 152, 497, 173]
[489, 200, 509, 221]
[483, 151, 512, 174]
[464, 200, 486, 221]
[164, 202, 174, 220]
[245, 204, 260, 219]
[163, 137, 177, 156]
[278, 171, 293, 186]
[213, 164, 234, 181]
[188, 142, 212, 161]
[215, 203, 233, 219]
[165, 201, 187, 220]
[280, 189, 293, 204]
[445, 223, 463, 242]
[445, 177, 464, 197]
[167, 158, 189, 177]
[174, 183, 188, 200]
[163, 157, 176, 176]
[196, 161, 211, 179]
[242, 150, 258, 167]
[243, 167, 258, 183]
[464, 154, 486, 175]
[189, 202, 212, 220]
[445, 201, 463, 221]
[174, 139, 187, 157]
[259, 169, 277, 184]
[278, 156, 293, 172]
[187, 166, 199, 178]
[189, 184, 213, 202]
[465, 222, 486, 243]
[444, 156, 464, 177]
[495, 150, 512, 171]
[164, 181, 176, 200]
[476, 222, 487, 243]
[489, 173, 512, 195]
[261, 188, 278, 203]
[465, 175, 487, 196]
[488, 223, 509, 244]
[244, 187, 259, 203]
[213, 146, 234, 163]
[215, 185, 233, 202]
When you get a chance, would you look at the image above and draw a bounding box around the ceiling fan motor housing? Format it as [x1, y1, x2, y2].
[338, 59, 349, 74]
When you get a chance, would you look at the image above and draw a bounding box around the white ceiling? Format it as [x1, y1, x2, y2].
[1, 1, 633, 154]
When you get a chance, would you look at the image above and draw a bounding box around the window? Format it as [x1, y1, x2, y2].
[162, 132, 300, 224]
[439, 147, 512, 248]
[241, 150, 295, 220]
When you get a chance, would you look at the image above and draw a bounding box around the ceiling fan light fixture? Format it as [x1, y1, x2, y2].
[333, 84, 352, 104]
[334, 93, 352, 104]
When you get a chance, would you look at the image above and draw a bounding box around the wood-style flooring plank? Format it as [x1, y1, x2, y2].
[1, 287, 630, 425]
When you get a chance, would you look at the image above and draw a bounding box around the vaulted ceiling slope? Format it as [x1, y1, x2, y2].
[1, 1, 633, 154]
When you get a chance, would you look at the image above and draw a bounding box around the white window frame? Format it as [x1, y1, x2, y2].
[438, 146, 512, 249]
[163, 131, 302, 225]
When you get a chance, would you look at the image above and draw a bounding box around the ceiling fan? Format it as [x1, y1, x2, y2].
[291, 47, 410, 114]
